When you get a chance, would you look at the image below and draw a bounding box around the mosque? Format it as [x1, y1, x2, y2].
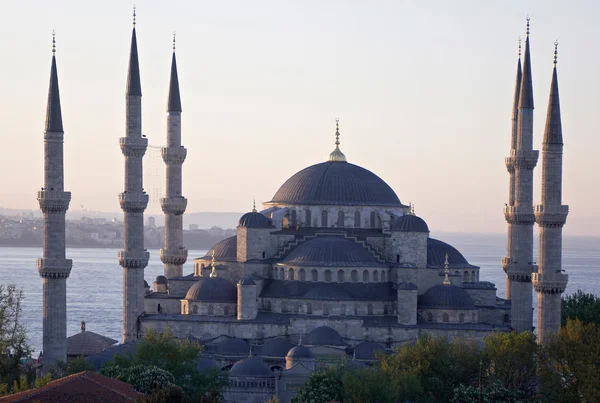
[37, 11, 568, 403]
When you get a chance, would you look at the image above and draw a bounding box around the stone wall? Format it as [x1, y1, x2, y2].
[260, 297, 395, 316]
[388, 232, 428, 267]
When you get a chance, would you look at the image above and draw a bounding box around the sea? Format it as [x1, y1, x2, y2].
[0, 232, 599, 355]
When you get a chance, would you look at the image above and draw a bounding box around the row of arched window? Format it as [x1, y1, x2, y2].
[229, 379, 274, 388]
[183, 303, 234, 316]
[262, 300, 395, 316]
[460, 270, 478, 282]
[423, 311, 476, 324]
[275, 267, 388, 283]
[287, 209, 382, 229]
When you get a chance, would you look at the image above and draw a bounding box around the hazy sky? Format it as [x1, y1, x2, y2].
[0, 0, 598, 235]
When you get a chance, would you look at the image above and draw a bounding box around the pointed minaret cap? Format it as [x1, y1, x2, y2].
[167, 32, 182, 112]
[518, 17, 534, 109]
[328, 118, 347, 162]
[127, 6, 142, 96]
[46, 31, 63, 133]
[511, 39, 523, 149]
[543, 41, 563, 145]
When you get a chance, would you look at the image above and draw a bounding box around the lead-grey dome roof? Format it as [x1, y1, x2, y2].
[287, 345, 314, 359]
[306, 326, 345, 346]
[185, 277, 236, 302]
[229, 356, 274, 378]
[238, 211, 273, 228]
[202, 236, 237, 260]
[216, 337, 250, 355]
[419, 284, 476, 310]
[268, 161, 403, 207]
[260, 338, 296, 357]
[282, 236, 380, 267]
[155, 275, 167, 284]
[393, 214, 429, 233]
[353, 341, 385, 360]
[427, 238, 477, 269]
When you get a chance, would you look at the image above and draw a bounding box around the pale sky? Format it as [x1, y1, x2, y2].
[0, 0, 598, 235]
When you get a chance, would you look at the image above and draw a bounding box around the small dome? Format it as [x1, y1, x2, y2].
[196, 357, 218, 372]
[282, 236, 379, 267]
[229, 356, 274, 378]
[238, 275, 256, 286]
[303, 283, 350, 300]
[419, 284, 475, 310]
[155, 275, 167, 284]
[203, 236, 237, 260]
[393, 214, 429, 233]
[238, 211, 273, 228]
[216, 338, 250, 355]
[185, 277, 236, 302]
[427, 238, 475, 268]
[353, 341, 385, 360]
[260, 338, 296, 357]
[287, 345, 314, 359]
[306, 326, 345, 346]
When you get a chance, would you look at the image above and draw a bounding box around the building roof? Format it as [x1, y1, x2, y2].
[286, 345, 314, 359]
[238, 211, 273, 228]
[392, 214, 429, 233]
[0, 371, 143, 402]
[45, 54, 63, 133]
[201, 236, 237, 260]
[267, 161, 403, 207]
[126, 27, 141, 96]
[155, 275, 167, 285]
[281, 236, 381, 267]
[185, 277, 236, 302]
[419, 284, 476, 310]
[353, 341, 385, 360]
[305, 326, 345, 346]
[66, 324, 118, 357]
[214, 337, 250, 356]
[260, 279, 396, 301]
[85, 342, 137, 370]
[229, 356, 274, 378]
[543, 63, 562, 145]
[167, 52, 182, 112]
[259, 338, 296, 357]
[427, 238, 477, 269]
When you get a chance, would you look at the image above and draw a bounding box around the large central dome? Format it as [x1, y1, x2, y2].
[267, 161, 403, 207]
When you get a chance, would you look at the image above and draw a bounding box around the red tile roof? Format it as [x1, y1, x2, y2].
[0, 371, 144, 402]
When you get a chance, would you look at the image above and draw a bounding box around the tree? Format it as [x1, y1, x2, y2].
[562, 290, 600, 326]
[341, 366, 424, 403]
[291, 369, 344, 403]
[451, 381, 526, 403]
[141, 384, 187, 403]
[51, 356, 96, 378]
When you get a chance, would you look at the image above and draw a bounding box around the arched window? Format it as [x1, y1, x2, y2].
[503, 313, 509, 323]
[354, 211, 361, 228]
[351, 270, 358, 283]
[459, 313, 464, 323]
[305, 210, 312, 227]
[367, 304, 374, 315]
[311, 269, 318, 282]
[280, 267, 284, 280]
[323, 304, 330, 315]
[337, 211, 345, 227]
[321, 210, 328, 227]
[325, 270, 332, 283]
[290, 209, 297, 227]
[281, 301, 288, 313]
[384, 305, 389, 314]
[427, 312, 433, 322]
[224, 305, 230, 316]
[370, 211, 377, 228]
[192, 305, 198, 314]
[373, 271, 379, 282]
[381, 270, 386, 282]
[183, 304, 187, 314]
[443, 313, 449, 323]
[299, 269, 306, 281]
[288, 268, 295, 281]
[472, 313, 476, 322]
[337, 270, 345, 283]
[207, 305, 214, 315]
[363, 270, 369, 282]
[307, 303, 312, 314]
[396, 254, 400, 263]
[354, 304, 358, 315]
[472, 270, 476, 282]
[464, 271, 470, 282]
[340, 304, 346, 315]
[267, 301, 272, 311]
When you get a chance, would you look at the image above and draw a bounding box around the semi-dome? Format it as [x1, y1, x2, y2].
[202, 236, 237, 260]
[282, 236, 380, 267]
[185, 277, 236, 302]
[238, 211, 273, 228]
[155, 275, 167, 284]
[287, 345, 314, 359]
[419, 284, 476, 310]
[229, 356, 274, 378]
[260, 338, 296, 357]
[353, 341, 385, 360]
[393, 214, 429, 233]
[427, 238, 477, 268]
[306, 326, 345, 346]
[267, 161, 403, 207]
[216, 337, 250, 355]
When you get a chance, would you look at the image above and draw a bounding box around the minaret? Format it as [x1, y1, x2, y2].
[37, 32, 72, 369]
[532, 42, 569, 344]
[160, 33, 188, 278]
[502, 18, 539, 333]
[118, 8, 149, 342]
[504, 40, 522, 302]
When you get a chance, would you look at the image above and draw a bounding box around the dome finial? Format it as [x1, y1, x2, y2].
[252, 199, 257, 213]
[173, 31, 176, 51]
[133, 5, 137, 26]
[553, 40, 558, 66]
[526, 15, 530, 37]
[518, 36, 521, 58]
[443, 253, 451, 285]
[328, 118, 347, 162]
[52, 31, 56, 54]
[249, 345, 254, 357]
[209, 250, 218, 278]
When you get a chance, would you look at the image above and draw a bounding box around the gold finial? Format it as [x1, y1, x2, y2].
[252, 199, 257, 213]
[526, 16, 530, 37]
[328, 118, 347, 162]
[173, 31, 176, 51]
[411, 204, 415, 215]
[553, 40, 558, 66]
[133, 5, 137, 26]
[209, 250, 218, 277]
[52, 31, 56, 54]
[443, 253, 451, 285]
[518, 37, 521, 58]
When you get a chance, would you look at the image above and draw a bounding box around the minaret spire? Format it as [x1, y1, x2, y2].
[46, 31, 63, 133]
[518, 17, 534, 111]
[127, 6, 142, 96]
[167, 33, 182, 113]
[543, 41, 562, 145]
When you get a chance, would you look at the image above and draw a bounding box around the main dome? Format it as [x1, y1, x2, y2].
[267, 161, 403, 207]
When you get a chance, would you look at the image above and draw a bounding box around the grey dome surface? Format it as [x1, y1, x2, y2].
[419, 284, 476, 310]
[196, 357, 218, 372]
[393, 214, 429, 233]
[229, 356, 274, 378]
[185, 277, 236, 302]
[282, 236, 380, 267]
[215, 337, 250, 355]
[155, 275, 167, 284]
[260, 338, 296, 357]
[238, 275, 256, 286]
[203, 236, 237, 260]
[268, 161, 403, 207]
[303, 283, 350, 300]
[306, 326, 345, 346]
[353, 341, 385, 360]
[427, 238, 477, 268]
[287, 345, 314, 359]
[238, 211, 273, 228]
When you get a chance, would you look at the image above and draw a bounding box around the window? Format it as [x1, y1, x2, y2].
[370, 211, 377, 228]
[280, 267, 285, 280]
[262, 251, 266, 259]
[311, 269, 318, 282]
[321, 210, 328, 227]
[464, 271, 470, 282]
[363, 270, 369, 282]
[459, 313, 464, 323]
[351, 270, 358, 283]
[396, 254, 400, 263]
[504, 314, 509, 323]
[381, 270, 386, 282]
[384, 305, 389, 314]
[337, 270, 345, 283]
[337, 211, 345, 227]
[443, 313, 449, 323]
[427, 312, 433, 322]
[224, 305, 230, 316]
[207, 305, 213, 315]
[354, 304, 358, 315]
[307, 303, 312, 314]
[323, 304, 330, 315]
[367, 304, 374, 315]
[282, 301, 288, 313]
[305, 210, 312, 226]
[299, 269, 306, 281]
[373, 271, 379, 282]
[157, 303, 161, 313]
[267, 301, 272, 311]
[472, 270, 476, 282]
[325, 270, 332, 283]
[183, 304, 187, 314]
[472, 313, 476, 322]
[290, 209, 297, 227]
[288, 268, 294, 281]
[354, 211, 361, 228]
[193, 305, 198, 314]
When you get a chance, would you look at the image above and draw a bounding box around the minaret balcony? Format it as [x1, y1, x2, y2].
[37, 190, 71, 213]
[119, 137, 148, 158]
[160, 247, 188, 265]
[504, 205, 535, 224]
[160, 197, 187, 215]
[119, 193, 149, 213]
[37, 258, 72, 279]
[118, 250, 150, 269]
[532, 272, 568, 294]
[161, 146, 187, 165]
[534, 204, 569, 227]
[508, 149, 539, 170]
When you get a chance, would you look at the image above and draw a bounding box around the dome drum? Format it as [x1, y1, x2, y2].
[181, 300, 236, 316]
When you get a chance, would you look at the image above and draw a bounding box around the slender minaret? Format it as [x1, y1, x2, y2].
[502, 18, 539, 333]
[533, 43, 569, 344]
[118, 8, 149, 342]
[37, 32, 72, 370]
[160, 34, 188, 278]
